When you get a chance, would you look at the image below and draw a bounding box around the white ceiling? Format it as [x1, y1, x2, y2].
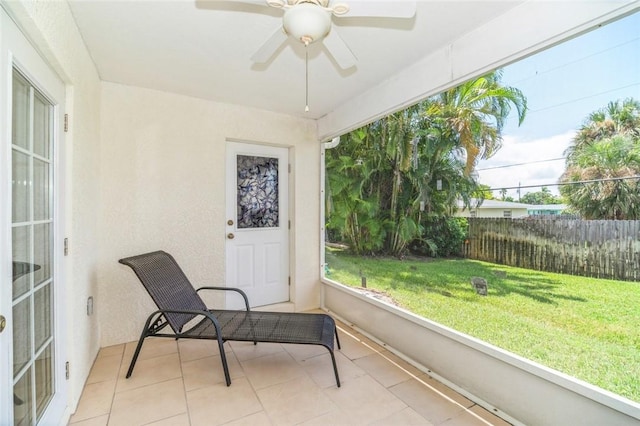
[67, 0, 524, 120]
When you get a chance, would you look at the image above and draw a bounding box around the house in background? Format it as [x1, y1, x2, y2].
[455, 199, 531, 218]
[1, 1, 639, 425]
[456, 201, 568, 218]
[527, 204, 567, 216]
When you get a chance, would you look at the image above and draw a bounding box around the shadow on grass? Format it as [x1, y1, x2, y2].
[326, 249, 588, 305]
[488, 270, 588, 304]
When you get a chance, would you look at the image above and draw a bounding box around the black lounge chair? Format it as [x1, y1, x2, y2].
[119, 250, 341, 387]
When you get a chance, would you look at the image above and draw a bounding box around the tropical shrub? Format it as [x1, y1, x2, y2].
[409, 217, 468, 257]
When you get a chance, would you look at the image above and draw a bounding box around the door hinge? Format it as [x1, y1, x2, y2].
[288, 163, 291, 173]
[64, 238, 69, 256]
[288, 276, 291, 286]
[288, 220, 291, 230]
[64, 114, 69, 132]
[65, 362, 70, 380]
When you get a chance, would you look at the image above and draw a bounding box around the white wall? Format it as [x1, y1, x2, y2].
[2, 0, 102, 412]
[98, 82, 320, 346]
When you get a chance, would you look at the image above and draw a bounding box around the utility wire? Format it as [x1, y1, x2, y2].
[489, 175, 640, 191]
[528, 82, 640, 114]
[485, 30, 640, 190]
[502, 37, 640, 117]
[478, 157, 564, 171]
[508, 36, 640, 86]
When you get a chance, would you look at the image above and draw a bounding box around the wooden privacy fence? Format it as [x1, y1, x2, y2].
[462, 218, 640, 281]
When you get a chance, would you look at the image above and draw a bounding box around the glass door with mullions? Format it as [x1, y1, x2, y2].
[11, 68, 56, 425]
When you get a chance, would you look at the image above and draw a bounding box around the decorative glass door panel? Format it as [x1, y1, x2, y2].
[11, 69, 55, 425]
[237, 155, 279, 229]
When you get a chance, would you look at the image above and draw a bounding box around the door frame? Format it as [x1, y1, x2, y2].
[0, 7, 68, 424]
[224, 140, 291, 309]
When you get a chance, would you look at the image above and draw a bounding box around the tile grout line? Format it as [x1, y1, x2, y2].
[324, 334, 412, 425]
[111, 341, 184, 424]
[106, 345, 124, 425]
[177, 340, 194, 426]
[236, 342, 279, 425]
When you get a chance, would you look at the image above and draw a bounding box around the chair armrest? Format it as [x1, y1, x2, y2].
[196, 287, 251, 311]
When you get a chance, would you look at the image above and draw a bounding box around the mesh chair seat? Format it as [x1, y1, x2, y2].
[189, 310, 335, 350]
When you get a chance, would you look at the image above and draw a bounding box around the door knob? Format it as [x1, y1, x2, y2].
[0, 315, 6, 333]
[227, 233, 235, 239]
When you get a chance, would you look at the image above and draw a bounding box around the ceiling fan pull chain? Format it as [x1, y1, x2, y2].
[305, 41, 310, 113]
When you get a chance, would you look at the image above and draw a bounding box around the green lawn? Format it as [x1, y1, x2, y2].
[325, 247, 640, 402]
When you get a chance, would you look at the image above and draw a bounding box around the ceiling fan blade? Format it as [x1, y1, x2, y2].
[323, 29, 357, 69]
[339, 0, 416, 18]
[251, 27, 288, 63]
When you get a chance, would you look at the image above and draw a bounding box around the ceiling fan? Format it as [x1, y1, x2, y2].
[230, 0, 417, 70]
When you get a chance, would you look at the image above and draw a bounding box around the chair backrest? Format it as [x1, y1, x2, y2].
[119, 251, 208, 333]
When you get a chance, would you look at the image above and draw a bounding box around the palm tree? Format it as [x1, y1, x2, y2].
[560, 134, 640, 219]
[566, 98, 640, 161]
[561, 98, 640, 220]
[425, 70, 527, 173]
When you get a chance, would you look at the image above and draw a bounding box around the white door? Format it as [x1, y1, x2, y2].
[225, 142, 289, 309]
[1, 8, 67, 425]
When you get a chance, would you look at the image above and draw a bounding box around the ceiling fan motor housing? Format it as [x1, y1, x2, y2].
[283, 3, 332, 44]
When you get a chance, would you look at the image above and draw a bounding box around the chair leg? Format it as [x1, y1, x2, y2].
[329, 349, 341, 388]
[334, 327, 341, 350]
[126, 332, 147, 378]
[127, 313, 160, 378]
[248, 315, 258, 345]
[217, 336, 232, 386]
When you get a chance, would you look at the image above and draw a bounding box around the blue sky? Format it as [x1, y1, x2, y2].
[477, 11, 640, 199]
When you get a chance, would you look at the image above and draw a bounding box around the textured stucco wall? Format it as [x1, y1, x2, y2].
[3, 0, 103, 412]
[99, 82, 319, 346]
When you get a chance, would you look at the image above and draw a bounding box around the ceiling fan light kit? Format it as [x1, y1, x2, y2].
[247, 0, 415, 68]
[283, 3, 332, 44]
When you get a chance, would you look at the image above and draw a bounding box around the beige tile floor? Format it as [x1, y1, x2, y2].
[69, 320, 511, 426]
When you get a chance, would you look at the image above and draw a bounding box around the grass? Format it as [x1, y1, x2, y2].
[325, 247, 640, 403]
